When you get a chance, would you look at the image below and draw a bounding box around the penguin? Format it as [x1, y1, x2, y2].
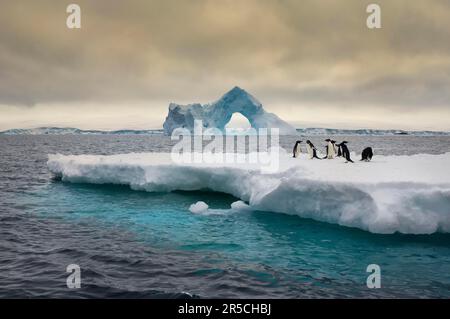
[306, 140, 321, 159]
[361, 147, 373, 162]
[293, 140, 302, 158]
[322, 139, 330, 159]
[336, 141, 342, 157]
[331, 140, 339, 156]
[323, 139, 336, 159]
[339, 141, 354, 163]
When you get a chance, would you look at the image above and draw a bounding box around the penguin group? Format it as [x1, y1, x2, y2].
[292, 140, 322, 159]
[292, 139, 373, 163]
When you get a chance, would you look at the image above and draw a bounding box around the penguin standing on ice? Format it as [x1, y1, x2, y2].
[292, 140, 302, 158]
[331, 140, 339, 156]
[323, 139, 336, 159]
[322, 139, 330, 158]
[361, 147, 373, 162]
[339, 141, 354, 163]
[336, 141, 343, 157]
[306, 140, 321, 159]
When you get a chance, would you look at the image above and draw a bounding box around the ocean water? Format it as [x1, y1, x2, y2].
[1, 134, 450, 298]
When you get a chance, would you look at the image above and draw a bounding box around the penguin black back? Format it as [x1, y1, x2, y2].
[293, 140, 302, 158]
[361, 147, 373, 161]
[340, 141, 353, 163]
[306, 140, 321, 159]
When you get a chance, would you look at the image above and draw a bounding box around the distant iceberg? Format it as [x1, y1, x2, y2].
[48, 152, 450, 235]
[162, 86, 297, 135]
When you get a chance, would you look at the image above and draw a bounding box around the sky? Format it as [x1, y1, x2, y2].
[1, 0, 450, 131]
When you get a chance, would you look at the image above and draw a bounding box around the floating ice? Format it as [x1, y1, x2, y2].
[189, 201, 209, 214]
[188, 200, 252, 216]
[47, 152, 450, 234]
[230, 200, 252, 211]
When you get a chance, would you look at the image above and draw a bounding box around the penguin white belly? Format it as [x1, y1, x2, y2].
[295, 148, 301, 158]
[306, 145, 314, 159]
[328, 142, 336, 159]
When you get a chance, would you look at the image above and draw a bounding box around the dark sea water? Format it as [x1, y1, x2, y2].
[1, 135, 450, 298]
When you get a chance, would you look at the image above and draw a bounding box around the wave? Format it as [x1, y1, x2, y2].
[47, 152, 450, 235]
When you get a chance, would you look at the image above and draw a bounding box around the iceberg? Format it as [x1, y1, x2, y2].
[47, 152, 450, 235]
[162, 87, 297, 135]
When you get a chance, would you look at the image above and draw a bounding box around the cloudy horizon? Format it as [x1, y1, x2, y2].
[1, 0, 450, 131]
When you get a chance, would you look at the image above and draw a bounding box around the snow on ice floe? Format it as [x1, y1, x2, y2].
[47, 152, 450, 235]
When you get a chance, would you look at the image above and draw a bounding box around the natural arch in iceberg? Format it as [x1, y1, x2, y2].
[163, 87, 297, 135]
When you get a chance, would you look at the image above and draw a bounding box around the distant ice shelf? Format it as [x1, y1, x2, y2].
[2, 126, 449, 136]
[0, 127, 164, 135]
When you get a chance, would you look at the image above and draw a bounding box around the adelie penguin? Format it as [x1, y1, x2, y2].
[331, 140, 340, 157]
[361, 147, 373, 162]
[306, 140, 321, 159]
[336, 141, 342, 157]
[323, 139, 336, 159]
[338, 141, 354, 163]
[292, 140, 302, 158]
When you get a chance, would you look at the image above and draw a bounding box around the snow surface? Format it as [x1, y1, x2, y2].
[163, 87, 297, 135]
[47, 152, 450, 234]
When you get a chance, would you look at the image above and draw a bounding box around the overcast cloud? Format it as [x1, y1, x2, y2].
[0, 0, 449, 130]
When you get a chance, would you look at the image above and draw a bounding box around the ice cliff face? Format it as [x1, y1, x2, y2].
[163, 87, 297, 135]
